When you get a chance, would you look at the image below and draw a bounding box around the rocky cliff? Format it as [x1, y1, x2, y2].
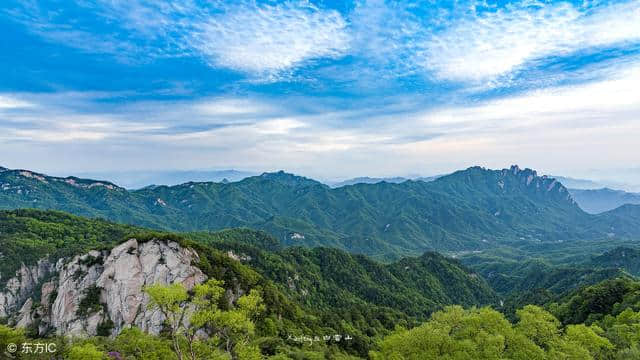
[0, 238, 206, 337]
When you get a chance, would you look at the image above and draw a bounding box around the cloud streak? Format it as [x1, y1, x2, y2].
[2, 58, 638, 178]
[422, 1, 640, 82]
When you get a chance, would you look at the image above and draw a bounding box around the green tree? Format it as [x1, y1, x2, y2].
[145, 279, 264, 360]
[371, 306, 546, 360]
[112, 327, 177, 360]
[67, 343, 105, 360]
[514, 305, 561, 350]
[0, 325, 26, 359]
[144, 283, 189, 360]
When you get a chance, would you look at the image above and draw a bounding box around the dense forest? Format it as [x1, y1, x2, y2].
[0, 209, 639, 359]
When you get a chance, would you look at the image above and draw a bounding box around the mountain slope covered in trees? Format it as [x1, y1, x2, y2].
[3, 165, 640, 260]
[0, 209, 638, 358]
[0, 209, 499, 357]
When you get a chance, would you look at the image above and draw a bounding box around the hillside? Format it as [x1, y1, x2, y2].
[0, 209, 139, 284]
[2, 166, 640, 260]
[0, 209, 498, 356]
[193, 234, 497, 320]
[590, 246, 640, 276]
[0, 211, 637, 358]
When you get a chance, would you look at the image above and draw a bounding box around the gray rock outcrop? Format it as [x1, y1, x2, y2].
[1, 238, 207, 337]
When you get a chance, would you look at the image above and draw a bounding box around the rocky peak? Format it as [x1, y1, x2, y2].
[500, 165, 575, 205]
[0, 238, 206, 337]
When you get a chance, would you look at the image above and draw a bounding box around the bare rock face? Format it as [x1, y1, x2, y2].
[0, 259, 55, 318]
[95, 239, 207, 336]
[15, 298, 35, 328]
[1, 238, 207, 337]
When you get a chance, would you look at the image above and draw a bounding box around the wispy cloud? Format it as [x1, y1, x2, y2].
[0, 95, 33, 109]
[5, 0, 350, 80]
[190, 2, 349, 80]
[6, 0, 640, 87]
[421, 1, 640, 83]
[347, 0, 426, 78]
[3, 59, 638, 178]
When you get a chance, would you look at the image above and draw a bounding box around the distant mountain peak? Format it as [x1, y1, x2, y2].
[1, 167, 124, 191]
[446, 165, 576, 207]
[330, 176, 410, 188]
[259, 170, 324, 188]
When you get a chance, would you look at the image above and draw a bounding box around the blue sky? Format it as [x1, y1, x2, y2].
[1, 0, 640, 184]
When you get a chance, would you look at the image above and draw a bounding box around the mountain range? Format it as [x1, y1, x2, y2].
[70, 169, 257, 189]
[568, 188, 640, 214]
[2, 165, 640, 260]
[328, 175, 441, 188]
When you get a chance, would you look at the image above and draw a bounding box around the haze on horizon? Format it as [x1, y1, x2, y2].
[1, 0, 639, 187]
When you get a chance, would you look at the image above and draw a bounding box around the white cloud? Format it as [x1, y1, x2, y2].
[254, 118, 307, 135]
[384, 62, 640, 176]
[348, 0, 425, 77]
[194, 98, 277, 117]
[2, 60, 639, 180]
[7, 0, 350, 79]
[422, 1, 640, 82]
[190, 2, 349, 78]
[421, 63, 640, 128]
[0, 95, 33, 109]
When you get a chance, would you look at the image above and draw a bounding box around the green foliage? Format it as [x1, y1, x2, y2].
[1, 203, 639, 359]
[145, 279, 265, 360]
[0, 324, 26, 358]
[0, 209, 137, 284]
[77, 285, 105, 317]
[597, 308, 640, 359]
[590, 246, 640, 276]
[68, 343, 106, 360]
[460, 247, 631, 297]
[201, 234, 498, 356]
[552, 277, 640, 325]
[111, 327, 178, 360]
[371, 305, 624, 360]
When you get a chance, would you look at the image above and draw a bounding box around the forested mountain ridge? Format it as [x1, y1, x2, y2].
[195, 237, 498, 320]
[0, 209, 499, 357]
[2, 209, 637, 359]
[2, 165, 640, 260]
[590, 246, 640, 276]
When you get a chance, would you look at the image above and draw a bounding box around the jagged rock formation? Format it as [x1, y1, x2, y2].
[501, 165, 576, 203]
[0, 238, 206, 337]
[0, 259, 55, 318]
